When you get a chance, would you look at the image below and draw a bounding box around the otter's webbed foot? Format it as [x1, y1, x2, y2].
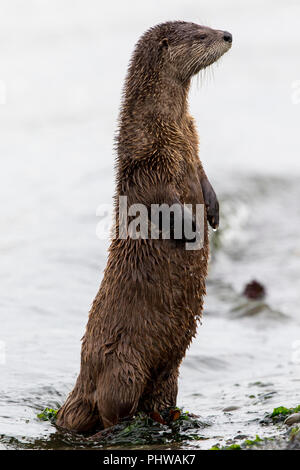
[201, 176, 219, 229]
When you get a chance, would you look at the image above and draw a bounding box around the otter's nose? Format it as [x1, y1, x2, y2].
[223, 31, 232, 43]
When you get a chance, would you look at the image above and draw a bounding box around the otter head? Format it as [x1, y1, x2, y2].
[142, 21, 232, 84]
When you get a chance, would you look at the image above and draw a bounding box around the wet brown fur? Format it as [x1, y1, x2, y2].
[56, 21, 232, 432]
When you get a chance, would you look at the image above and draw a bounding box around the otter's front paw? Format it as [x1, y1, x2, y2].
[201, 178, 219, 229]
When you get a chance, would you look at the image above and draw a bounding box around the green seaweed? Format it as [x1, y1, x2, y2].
[36, 406, 209, 447]
[98, 410, 209, 446]
[244, 435, 263, 446]
[209, 443, 241, 451]
[290, 426, 300, 439]
[260, 405, 300, 425]
[37, 408, 58, 422]
[271, 405, 300, 418]
[210, 435, 265, 451]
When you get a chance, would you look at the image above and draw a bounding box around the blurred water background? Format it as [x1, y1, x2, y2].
[0, 0, 300, 449]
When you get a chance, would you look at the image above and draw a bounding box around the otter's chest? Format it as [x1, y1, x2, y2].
[174, 117, 203, 204]
[179, 163, 203, 206]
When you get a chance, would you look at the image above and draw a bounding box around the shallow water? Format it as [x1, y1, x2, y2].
[0, 0, 300, 450]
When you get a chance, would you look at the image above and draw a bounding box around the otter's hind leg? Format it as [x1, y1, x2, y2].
[138, 368, 179, 414]
[56, 385, 99, 433]
[96, 367, 145, 428]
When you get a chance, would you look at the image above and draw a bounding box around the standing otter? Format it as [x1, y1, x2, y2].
[57, 21, 232, 432]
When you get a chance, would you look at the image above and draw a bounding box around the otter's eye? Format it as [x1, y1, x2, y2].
[198, 34, 207, 40]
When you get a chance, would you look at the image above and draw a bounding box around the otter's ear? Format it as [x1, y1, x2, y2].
[159, 38, 169, 49]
